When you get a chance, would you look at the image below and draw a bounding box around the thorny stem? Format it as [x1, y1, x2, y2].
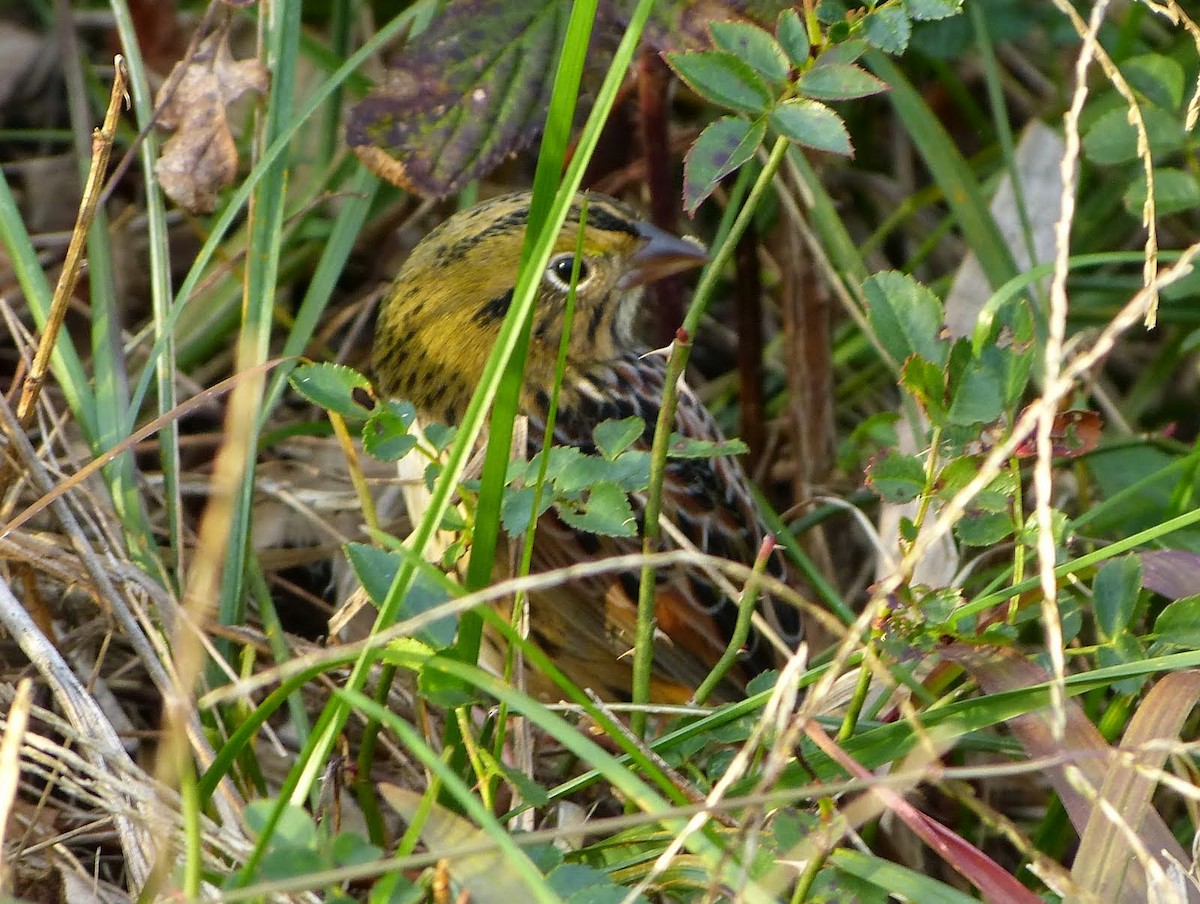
[631, 136, 791, 738]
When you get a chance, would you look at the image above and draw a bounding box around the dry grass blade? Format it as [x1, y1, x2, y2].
[13, 57, 127, 428]
[1070, 670, 1200, 904]
[941, 644, 1198, 904]
[0, 677, 32, 887]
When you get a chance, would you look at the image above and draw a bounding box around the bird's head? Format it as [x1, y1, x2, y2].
[372, 191, 707, 423]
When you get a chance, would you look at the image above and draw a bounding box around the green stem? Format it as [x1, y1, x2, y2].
[693, 537, 774, 706]
[631, 136, 791, 737]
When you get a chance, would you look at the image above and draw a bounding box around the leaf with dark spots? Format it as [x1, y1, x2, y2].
[682, 115, 765, 214]
[347, 0, 575, 199]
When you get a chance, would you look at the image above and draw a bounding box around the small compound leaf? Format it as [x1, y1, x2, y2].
[347, 0, 572, 198]
[900, 354, 947, 423]
[1093, 555, 1142, 640]
[1096, 630, 1147, 695]
[363, 400, 419, 461]
[710, 20, 790, 84]
[866, 450, 926, 504]
[664, 49, 774, 114]
[345, 543, 457, 647]
[1124, 167, 1200, 218]
[1122, 53, 1185, 111]
[501, 484, 556, 534]
[814, 37, 868, 66]
[769, 98, 853, 156]
[863, 271, 947, 367]
[667, 434, 750, 458]
[290, 362, 373, 418]
[816, 0, 850, 25]
[862, 6, 912, 54]
[946, 342, 1006, 427]
[557, 482, 637, 536]
[594, 416, 645, 460]
[797, 62, 888, 100]
[1153, 594, 1200, 648]
[775, 9, 810, 65]
[903, 0, 963, 21]
[683, 115, 766, 214]
[1082, 105, 1186, 166]
[547, 864, 612, 897]
[955, 511, 1015, 546]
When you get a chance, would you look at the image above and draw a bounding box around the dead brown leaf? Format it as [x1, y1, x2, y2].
[154, 28, 268, 213]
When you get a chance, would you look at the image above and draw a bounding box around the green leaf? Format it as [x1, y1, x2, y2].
[346, 0, 571, 198]
[596, 450, 651, 492]
[683, 115, 766, 214]
[1082, 105, 1186, 166]
[289, 362, 373, 418]
[501, 484, 556, 533]
[330, 832, 383, 869]
[797, 63, 888, 100]
[945, 341, 1005, 427]
[363, 400, 419, 461]
[775, 9, 810, 65]
[1153, 595, 1200, 648]
[1096, 629, 1147, 695]
[863, 271, 947, 367]
[769, 98, 853, 156]
[665, 49, 774, 114]
[1123, 168, 1200, 217]
[547, 864, 611, 896]
[423, 422, 458, 452]
[816, 0, 850, 25]
[862, 6, 911, 54]
[1122, 53, 1185, 111]
[815, 37, 867, 66]
[554, 451, 616, 494]
[903, 0, 963, 21]
[667, 434, 750, 458]
[557, 482, 637, 536]
[710, 20, 790, 84]
[900, 354, 946, 423]
[955, 511, 1014, 546]
[1093, 556, 1142, 639]
[866, 451, 926, 503]
[593, 416, 645, 459]
[345, 543, 458, 647]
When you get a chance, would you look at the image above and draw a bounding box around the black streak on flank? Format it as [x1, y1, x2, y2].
[474, 288, 514, 324]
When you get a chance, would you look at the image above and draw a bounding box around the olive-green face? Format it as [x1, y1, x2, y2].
[373, 191, 705, 423]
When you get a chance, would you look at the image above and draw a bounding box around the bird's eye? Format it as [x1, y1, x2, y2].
[545, 254, 592, 291]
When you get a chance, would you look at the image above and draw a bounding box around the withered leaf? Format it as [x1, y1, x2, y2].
[1012, 409, 1102, 459]
[154, 30, 269, 213]
[347, 0, 574, 199]
[347, 0, 789, 198]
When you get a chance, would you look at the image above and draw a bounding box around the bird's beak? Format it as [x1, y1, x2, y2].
[618, 221, 709, 288]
